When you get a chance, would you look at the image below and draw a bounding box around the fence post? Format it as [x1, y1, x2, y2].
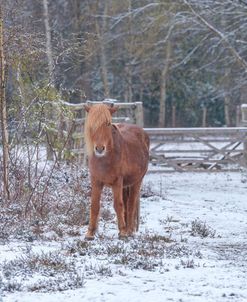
[241, 104, 247, 163]
[236, 105, 241, 126]
[202, 107, 207, 127]
[241, 104, 247, 125]
[244, 140, 247, 164]
[134, 102, 144, 127]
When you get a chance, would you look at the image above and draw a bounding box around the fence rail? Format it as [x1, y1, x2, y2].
[46, 101, 247, 171]
[46, 100, 144, 163]
[146, 127, 247, 172]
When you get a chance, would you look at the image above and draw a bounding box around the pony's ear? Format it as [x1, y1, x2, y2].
[84, 105, 91, 112]
[109, 106, 119, 115]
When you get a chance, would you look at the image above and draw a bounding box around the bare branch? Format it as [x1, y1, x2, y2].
[183, 0, 247, 71]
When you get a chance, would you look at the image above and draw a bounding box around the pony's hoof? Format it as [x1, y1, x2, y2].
[85, 233, 95, 240]
[127, 232, 135, 238]
[118, 232, 128, 240]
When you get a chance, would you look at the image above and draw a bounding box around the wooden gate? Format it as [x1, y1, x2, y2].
[147, 127, 247, 172]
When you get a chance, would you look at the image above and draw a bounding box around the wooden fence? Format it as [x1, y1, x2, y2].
[147, 127, 247, 172]
[47, 101, 247, 171]
[46, 100, 143, 163]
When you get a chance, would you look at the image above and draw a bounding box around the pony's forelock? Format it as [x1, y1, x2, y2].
[84, 104, 113, 156]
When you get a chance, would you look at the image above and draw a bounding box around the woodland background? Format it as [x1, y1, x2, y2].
[1, 2, 247, 298]
[1, 0, 247, 130]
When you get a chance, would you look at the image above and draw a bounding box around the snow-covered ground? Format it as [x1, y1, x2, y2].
[1, 170, 247, 302]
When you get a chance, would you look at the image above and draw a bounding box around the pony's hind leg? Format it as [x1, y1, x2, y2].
[123, 187, 130, 229]
[85, 180, 103, 240]
[127, 181, 142, 236]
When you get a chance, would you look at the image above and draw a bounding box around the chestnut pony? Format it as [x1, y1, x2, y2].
[84, 103, 150, 239]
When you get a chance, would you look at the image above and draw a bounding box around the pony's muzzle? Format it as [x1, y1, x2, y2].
[94, 145, 106, 157]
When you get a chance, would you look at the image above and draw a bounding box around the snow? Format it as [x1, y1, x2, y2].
[1, 171, 247, 302]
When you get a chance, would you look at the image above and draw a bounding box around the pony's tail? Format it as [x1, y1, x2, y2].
[122, 186, 140, 232]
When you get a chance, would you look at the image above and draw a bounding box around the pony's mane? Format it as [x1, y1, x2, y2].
[84, 104, 112, 156]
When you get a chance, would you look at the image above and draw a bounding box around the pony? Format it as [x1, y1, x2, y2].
[84, 103, 150, 239]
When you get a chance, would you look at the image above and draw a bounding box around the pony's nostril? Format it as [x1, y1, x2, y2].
[95, 146, 105, 153]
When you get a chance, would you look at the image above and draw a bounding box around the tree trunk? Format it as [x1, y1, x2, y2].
[95, 1, 110, 98]
[159, 40, 171, 127]
[172, 105, 176, 127]
[202, 106, 207, 127]
[125, 0, 133, 102]
[43, 0, 56, 160]
[124, 64, 133, 102]
[236, 105, 241, 126]
[240, 83, 247, 106]
[224, 95, 231, 126]
[43, 0, 54, 84]
[0, 9, 10, 199]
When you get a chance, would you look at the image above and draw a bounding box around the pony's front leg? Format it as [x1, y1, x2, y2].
[112, 178, 127, 238]
[85, 180, 103, 240]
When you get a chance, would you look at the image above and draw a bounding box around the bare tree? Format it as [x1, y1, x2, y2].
[43, 0, 54, 83]
[159, 26, 172, 128]
[95, 0, 110, 98]
[0, 6, 9, 199]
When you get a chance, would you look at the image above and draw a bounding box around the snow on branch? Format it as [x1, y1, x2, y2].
[183, 0, 247, 71]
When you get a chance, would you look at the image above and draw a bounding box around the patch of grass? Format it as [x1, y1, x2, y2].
[142, 178, 166, 198]
[180, 259, 195, 269]
[28, 271, 85, 292]
[2, 251, 70, 279]
[113, 252, 162, 271]
[132, 256, 162, 271]
[101, 208, 114, 222]
[1, 250, 86, 293]
[106, 241, 125, 256]
[142, 232, 173, 243]
[84, 263, 113, 277]
[66, 239, 91, 256]
[87, 232, 200, 272]
[2, 280, 22, 293]
[96, 264, 113, 277]
[141, 182, 155, 198]
[165, 244, 201, 259]
[190, 219, 216, 238]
